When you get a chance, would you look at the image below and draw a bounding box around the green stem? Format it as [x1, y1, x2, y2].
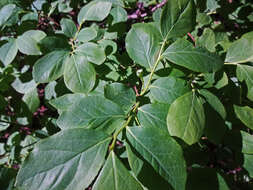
[109, 102, 140, 151]
[140, 40, 167, 96]
[70, 21, 84, 52]
[109, 115, 133, 151]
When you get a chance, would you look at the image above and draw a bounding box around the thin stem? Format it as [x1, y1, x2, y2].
[109, 102, 140, 151]
[140, 40, 167, 96]
[109, 115, 133, 151]
[70, 21, 84, 52]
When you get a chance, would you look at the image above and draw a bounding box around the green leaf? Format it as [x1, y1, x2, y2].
[17, 30, 46, 55]
[64, 54, 96, 93]
[77, 27, 97, 43]
[33, 50, 69, 83]
[49, 93, 86, 111]
[241, 131, 253, 154]
[60, 18, 77, 38]
[22, 88, 40, 113]
[160, 0, 195, 40]
[126, 126, 187, 190]
[104, 83, 136, 113]
[234, 105, 253, 130]
[206, 0, 220, 12]
[125, 141, 171, 190]
[137, 103, 169, 131]
[93, 151, 143, 190]
[0, 39, 18, 66]
[163, 39, 223, 73]
[236, 64, 253, 101]
[0, 4, 16, 27]
[126, 23, 162, 70]
[196, 28, 216, 52]
[57, 96, 125, 129]
[225, 32, 253, 64]
[199, 89, 226, 119]
[150, 76, 190, 104]
[78, 1, 112, 23]
[15, 128, 111, 190]
[75, 42, 106, 65]
[243, 154, 253, 178]
[167, 91, 205, 145]
[110, 6, 127, 25]
[199, 89, 227, 144]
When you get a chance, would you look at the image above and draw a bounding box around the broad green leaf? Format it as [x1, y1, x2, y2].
[60, 18, 77, 38]
[126, 23, 162, 70]
[137, 103, 169, 131]
[0, 94, 7, 110]
[104, 83, 136, 113]
[196, 28, 216, 52]
[167, 91, 205, 145]
[225, 32, 253, 64]
[57, 96, 125, 129]
[243, 154, 253, 178]
[236, 64, 253, 101]
[12, 78, 37, 94]
[77, 27, 97, 43]
[199, 89, 227, 144]
[186, 168, 229, 190]
[75, 42, 106, 65]
[0, 39, 18, 66]
[78, 1, 112, 23]
[241, 131, 253, 154]
[0, 167, 16, 190]
[110, 6, 127, 25]
[199, 89, 226, 119]
[93, 151, 143, 190]
[33, 50, 69, 83]
[163, 39, 223, 73]
[39, 36, 70, 53]
[160, 0, 195, 40]
[15, 128, 111, 190]
[49, 93, 86, 111]
[206, 0, 220, 12]
[22, 88, 40, 113]
[64, 54, 96, 93]
[234, 105, 253, 130]
[126, 126, 187, 190]
[101, 0, 124, 7]
[0, 4, 16, 27]
[17, 30, 46, 55]
[125, 141, 171, 189]
[150, 76, 190, 104]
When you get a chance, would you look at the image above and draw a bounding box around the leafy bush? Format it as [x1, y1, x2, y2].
[0, 0, 253, 189]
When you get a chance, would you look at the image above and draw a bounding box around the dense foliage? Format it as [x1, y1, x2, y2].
[0, 0, 253, 189]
